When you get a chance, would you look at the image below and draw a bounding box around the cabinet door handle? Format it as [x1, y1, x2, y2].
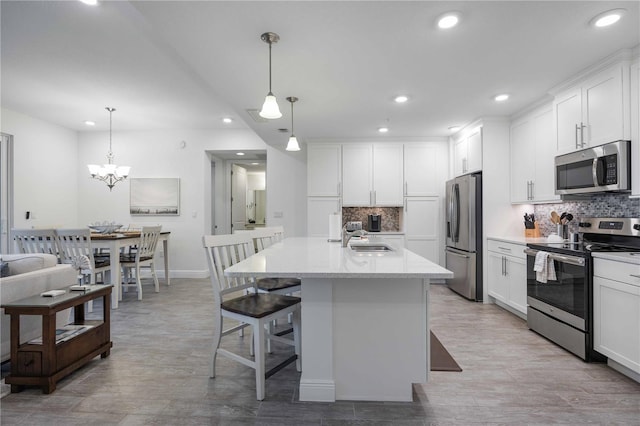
[498, 246, 512, 252]
[404, 198, 408, 212]
[404, 181, 408, 196]
[504, 257, 508, 276]
[501, 256, 505, 275]
[575, 124, 580, 149]
[530, 181, 534, 200]
[580, 122, 587, 147]
[463, 158, 468, 173]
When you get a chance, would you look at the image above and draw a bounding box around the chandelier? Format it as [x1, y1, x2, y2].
[87, 107, 130, 191]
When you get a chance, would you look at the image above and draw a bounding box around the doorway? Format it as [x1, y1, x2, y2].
[206, 150, 266, 235]
[0, 133, 14, 254]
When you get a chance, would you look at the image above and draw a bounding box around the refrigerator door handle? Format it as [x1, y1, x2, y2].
[453, 183, 460, 242]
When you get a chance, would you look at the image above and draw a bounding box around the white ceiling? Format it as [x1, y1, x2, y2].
[2, 1, 639, 150]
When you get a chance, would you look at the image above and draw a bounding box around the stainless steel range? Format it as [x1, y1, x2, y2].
[525, 217, 640, 361]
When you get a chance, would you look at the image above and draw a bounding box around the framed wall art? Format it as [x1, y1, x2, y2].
[130, 178, 180, 215]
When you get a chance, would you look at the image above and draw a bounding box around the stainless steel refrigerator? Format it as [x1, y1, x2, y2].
[445, 172, 482, 301]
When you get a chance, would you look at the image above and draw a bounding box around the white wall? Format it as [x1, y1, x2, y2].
[265, 145, 307, 237]
[77, 128, 307, 277]
[1, 108, 79, 232]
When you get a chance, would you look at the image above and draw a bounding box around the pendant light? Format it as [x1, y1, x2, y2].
[259, 32, 282, 119]
[286, 96, 301, 151]
[87, 107, 130, 191]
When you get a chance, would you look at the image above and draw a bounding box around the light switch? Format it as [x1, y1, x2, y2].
[273, 211, 283, 218]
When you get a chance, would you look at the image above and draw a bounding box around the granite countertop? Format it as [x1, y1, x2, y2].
[224, 237, 453, 280]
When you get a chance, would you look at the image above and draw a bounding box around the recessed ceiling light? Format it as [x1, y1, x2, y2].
[494, 94, 509, 102]
[78, 0, 98, 5]
[378, 127, 389, 133]
[236, 152, 245, 156]
[84, 120, 96, 126]
[222, 117, 233, 123]
[394, 95, 409, 103]
[437, 12, 460, 29]
[591, 9, 626, 27]
[448, 126, 461, 132]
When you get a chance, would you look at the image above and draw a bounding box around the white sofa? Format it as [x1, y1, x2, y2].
[1, 254, 76, 362]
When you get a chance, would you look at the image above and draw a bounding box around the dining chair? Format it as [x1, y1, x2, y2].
[54, 228, 112, 312]
[12, 228, 58, 257]
[54, 228, 111, 282]
[244, 228, 301, 351]
[120, 225, 161, 300]
[202, 233, 301, 401]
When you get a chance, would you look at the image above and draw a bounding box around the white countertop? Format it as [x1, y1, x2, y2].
[592, 251, 640, 265]
[487, 235, 550, 245]
[224, 237, 453, 280]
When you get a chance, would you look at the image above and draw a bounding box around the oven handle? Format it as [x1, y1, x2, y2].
[524, 248, 585, 266]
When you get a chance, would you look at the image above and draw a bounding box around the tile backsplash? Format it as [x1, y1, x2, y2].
[341, 207, 401, 232]
[534, 193, 640, 236]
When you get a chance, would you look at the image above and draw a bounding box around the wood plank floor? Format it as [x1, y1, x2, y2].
[1, 279, 639, 425]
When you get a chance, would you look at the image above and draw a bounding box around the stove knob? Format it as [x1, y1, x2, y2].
[579, 222, 591, 228]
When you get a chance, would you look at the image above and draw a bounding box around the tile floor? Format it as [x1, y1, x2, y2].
[1, 279, 639, 425]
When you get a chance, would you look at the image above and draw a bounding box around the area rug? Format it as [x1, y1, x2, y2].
[430, 331, 462, 372]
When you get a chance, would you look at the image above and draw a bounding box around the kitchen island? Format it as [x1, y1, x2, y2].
[224, 237, 453, 402]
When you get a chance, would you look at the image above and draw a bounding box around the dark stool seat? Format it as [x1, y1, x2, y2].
[256, 277, 301, 292]
[222, 293, 300, 318]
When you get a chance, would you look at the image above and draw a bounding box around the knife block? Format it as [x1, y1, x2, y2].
[524, 222, 541, 238]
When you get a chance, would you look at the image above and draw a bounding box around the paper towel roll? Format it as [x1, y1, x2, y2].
[328, 213, 342, 242]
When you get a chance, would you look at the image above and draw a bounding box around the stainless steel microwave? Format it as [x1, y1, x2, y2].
[555, 140, 630, 195]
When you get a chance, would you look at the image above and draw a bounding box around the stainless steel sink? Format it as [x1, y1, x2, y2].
[349, 244, 394, 252]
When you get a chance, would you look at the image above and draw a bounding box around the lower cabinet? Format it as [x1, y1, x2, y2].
[487, 239, 527, 315]
[593, 257, 640, 377]
[368, 234, 405, 250]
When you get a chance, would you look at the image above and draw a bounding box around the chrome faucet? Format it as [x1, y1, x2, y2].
[342, 226, 368, 247]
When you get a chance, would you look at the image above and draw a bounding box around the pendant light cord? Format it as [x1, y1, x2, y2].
[290, 100, 294, 135]
[268, 41, 273, 94]
[106, 107, 115, 164]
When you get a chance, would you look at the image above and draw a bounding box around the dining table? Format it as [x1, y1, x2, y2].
[90, 231, 170, 309]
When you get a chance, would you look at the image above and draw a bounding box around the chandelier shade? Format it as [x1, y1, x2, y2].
[258, 32, 282, 119]
[87, 107, 130, 191]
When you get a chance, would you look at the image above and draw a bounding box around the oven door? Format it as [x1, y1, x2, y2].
[524, 248, 587, 330]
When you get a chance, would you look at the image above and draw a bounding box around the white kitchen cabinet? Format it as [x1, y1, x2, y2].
[307, 197, 341, 238]
[487, 239, 527, 316]
[453, 128, 482, 177]
[307, 143, 342, 197]
[404, 142, 448, 196]
[342, 143, 403, 207]
[367, 233, 405, 250]
[403, 197, 440, 264]
[554, 63, 629, 153]
[631, 58, 639, 198]
[510, 105, 560, 203]
[593, 257, 640, 378]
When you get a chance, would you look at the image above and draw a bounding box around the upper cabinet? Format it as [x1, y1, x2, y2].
[453, 128, 482, 177]
[554, 63, 630, 154]
[404, 143, 448, 196]
[307, 143, 342, 197]
[342, 143, 403, 206]
[510, 104, 560, 203]
[631, 58, 640, 198]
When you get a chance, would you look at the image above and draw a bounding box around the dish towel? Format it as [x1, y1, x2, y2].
[533, 251, 557, 283]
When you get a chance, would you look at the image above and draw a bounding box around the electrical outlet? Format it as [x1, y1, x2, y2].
[273, 211, 283, 218]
